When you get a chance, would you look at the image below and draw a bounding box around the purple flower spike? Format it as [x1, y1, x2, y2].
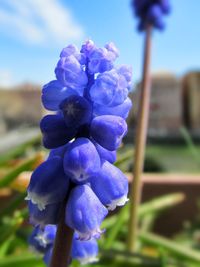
[26, 157, 69, 210]
[132, 0, 171, 31]
[91, 115, 127, 151]
[63, 138, 101, 183]
[65, 185, 108, 240]
[90, 160, 129, 211]
[28, 40, 132, 264]
[72, 233, 98, 264]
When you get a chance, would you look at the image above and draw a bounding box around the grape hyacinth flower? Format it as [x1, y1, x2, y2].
[26, 40, 132, 266]
[132, 0, 171, 31]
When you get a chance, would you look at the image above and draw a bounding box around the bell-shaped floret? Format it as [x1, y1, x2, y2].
[147, 4, 165, 30]
[55, 55, 88, 93]
[48, 143, 69, 160]
[41, 80, 78, 111]
[60, 44, 86, 65]
[93, 97, 132, 119]
[81, 40, 95, 56]
[28, 201, 62, 227]
[92, 140, 116, 164]
[26, 157, 69, 210]
[63, 138, 101, 183]
[117, 65, 132, 86]
[29, 226, 47, 253]
[65, 185, 108, 240]
[104, 42, 119, 60]
[59, 95, 93, 128]
[43, 246, 53, 266]
[91, 115, 127, 151]
[72, 233, 98, 265]
[89, 70, 128, 107]
[88, 47, 115, 74]
[90, 160, 128, 211]
[160, 0, 171, 14]
[40, 114, 77, 149]
[29, 225, 56, 253]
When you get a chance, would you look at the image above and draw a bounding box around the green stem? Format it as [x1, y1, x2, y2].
[127, 25, 152, 251]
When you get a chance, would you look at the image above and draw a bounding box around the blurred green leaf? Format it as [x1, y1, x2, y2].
[103, 193, 185, 229]
[104, 205, 128, 249]
[139, 232, 200, 264]
[0, 192, 26, 218]
[0, 237, 14, 258]
[0, 254, 44, 267]
[0, 154, 40, 188]
[180, 127, 200, 163]
[0, 208, 28, 244]
[0, 135, 41, 166]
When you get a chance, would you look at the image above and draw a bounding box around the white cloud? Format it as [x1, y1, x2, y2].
[0, 0, 84, 45]
[0, 70, 14, 88]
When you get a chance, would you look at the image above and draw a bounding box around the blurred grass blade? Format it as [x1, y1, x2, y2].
[0, 237, 14, 258]
[140, 213, 156, 232]
[0, 192, 26, 218]
[103, 193, 185, 229]
[115, 149, 133, 167]
[100, 249, 162, 267]
[139, 232, 200, 264]
[0, 254, 44, 267]
[0, 153, 42, 188]
[139, 193, 185, 218]
[0, 135, 41, 166]
[0, 208, 28, 244]
[104, 205, 128, 249]
[180, 127, 200, 163]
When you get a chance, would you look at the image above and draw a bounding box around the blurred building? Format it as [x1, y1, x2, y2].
[0, 83, 41, 135]
[183, 71, 200, 136]
[128, 70, 200, 140]
[0, 71, 200, 140]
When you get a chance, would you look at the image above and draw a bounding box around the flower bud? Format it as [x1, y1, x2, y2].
[26, 157, 69, 210]
[63, 138, 101, 183]
[42, 80, 77, 111]
[90, 160, 128, 210]
[59, 95, 92, 128]
[28, 201, 62, 227]
[40, 115, 77, 149]
[55, 55, 88, 92]
[91, 115, 127, 151]
[65, 185, 108, 240]
[72, 233, 98, 264]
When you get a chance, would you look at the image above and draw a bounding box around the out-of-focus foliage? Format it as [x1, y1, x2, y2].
[0, 135, 200, 267]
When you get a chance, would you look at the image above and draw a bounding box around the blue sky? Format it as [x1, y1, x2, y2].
[0, 0, 199, 87]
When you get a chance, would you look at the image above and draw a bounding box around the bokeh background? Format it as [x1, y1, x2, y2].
[0, 1, 200, 266]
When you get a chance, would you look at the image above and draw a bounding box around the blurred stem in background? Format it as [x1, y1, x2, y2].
[127, 25, 152, 252]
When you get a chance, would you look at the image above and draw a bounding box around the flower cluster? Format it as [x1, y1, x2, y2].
[132, 0, 171, 31]
[29, 225, 98, 265]
[26, 40, 132, 265]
